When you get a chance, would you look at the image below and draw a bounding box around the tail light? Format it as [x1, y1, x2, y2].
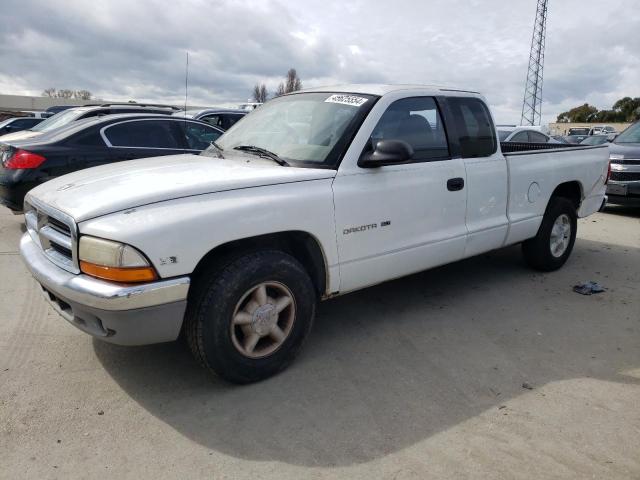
[3, 149, 46, 169]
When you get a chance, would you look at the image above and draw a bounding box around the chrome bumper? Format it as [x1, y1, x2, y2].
[20, 232, 189, 310]
[20, 233, 190, 345]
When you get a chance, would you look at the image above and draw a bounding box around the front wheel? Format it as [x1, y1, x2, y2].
[522, 197, 578, 271]
[185, 250, 316, 384]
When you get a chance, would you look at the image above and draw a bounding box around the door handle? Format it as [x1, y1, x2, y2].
[447, 177, 465, 191]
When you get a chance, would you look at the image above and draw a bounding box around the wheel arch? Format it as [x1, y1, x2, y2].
[549, 181, 583, 211]
[190, 230, 329, 298]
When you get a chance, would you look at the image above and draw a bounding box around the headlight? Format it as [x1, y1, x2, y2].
[609, 154, 624, 160]
[79, 236, 157, 283]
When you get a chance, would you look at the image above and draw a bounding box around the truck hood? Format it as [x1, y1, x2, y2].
[26, 154, 336, 222]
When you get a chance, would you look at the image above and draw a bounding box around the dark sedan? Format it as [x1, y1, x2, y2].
[0, 117, 45, 136]
[0, 114, 223, 211]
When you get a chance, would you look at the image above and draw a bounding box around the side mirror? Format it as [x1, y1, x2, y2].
[358, 139, 414, 168]
[606, 133, 617, 142]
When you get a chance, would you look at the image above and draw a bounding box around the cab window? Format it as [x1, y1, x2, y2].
[369, 96, 449, 161]
[448, 97, 497, 158]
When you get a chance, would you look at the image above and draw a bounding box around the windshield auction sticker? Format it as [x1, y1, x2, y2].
[324, 94, 368, 107]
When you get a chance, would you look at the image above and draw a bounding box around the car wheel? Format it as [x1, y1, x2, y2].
[522, 197, 578, 271]
[185, 250, 316, 384]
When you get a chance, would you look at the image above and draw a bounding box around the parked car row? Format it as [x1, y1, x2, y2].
[0, 113, 224, 211]
[497, 126, 559, 144]
[0, 101, 252, 212]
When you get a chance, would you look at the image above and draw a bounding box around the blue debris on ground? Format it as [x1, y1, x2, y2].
[572, 281, 606, 296]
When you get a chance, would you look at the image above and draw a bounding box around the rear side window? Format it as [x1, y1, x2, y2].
[222, 114, 244, 130]
[529, 131, 548, 143]
[11, 118, 39, 128]
[180, 122, 222, 150]
[370, 96, 449, 161]
[200, 114, 222, 128]
[448, 98, 496, 158]
[104, 120, 182, 149]
[510, 131, 529, 142]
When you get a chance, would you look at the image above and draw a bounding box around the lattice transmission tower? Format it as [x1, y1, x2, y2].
[520, 0, 548, 126]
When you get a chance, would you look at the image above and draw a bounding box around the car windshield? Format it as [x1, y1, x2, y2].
[0, 118, 15, 129]
[568, 128, 590, 135]
[204, 92, 377, 168]
[30, 108, 84, 132]
[497, 130, 511, 141]
[614, 122, 640, 143]
[580, 136, 607, 145]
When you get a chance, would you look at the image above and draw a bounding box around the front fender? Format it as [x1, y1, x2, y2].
[79, 179, 340, 292]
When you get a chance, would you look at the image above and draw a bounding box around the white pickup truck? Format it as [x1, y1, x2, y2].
[20, 85, 609, 383]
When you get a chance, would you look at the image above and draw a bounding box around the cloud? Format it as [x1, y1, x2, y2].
[0, 0, 638, 123]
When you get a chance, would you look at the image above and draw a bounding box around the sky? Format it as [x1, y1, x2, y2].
[0, 0, 638, 125]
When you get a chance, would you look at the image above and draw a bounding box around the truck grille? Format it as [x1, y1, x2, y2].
[610, 172, 640, 182]
[24, 199, 79, 274]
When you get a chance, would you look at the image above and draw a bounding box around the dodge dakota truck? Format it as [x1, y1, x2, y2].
[19, 85, 610, 383]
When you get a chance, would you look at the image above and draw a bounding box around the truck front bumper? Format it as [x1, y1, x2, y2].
[20, 233, 190, 345]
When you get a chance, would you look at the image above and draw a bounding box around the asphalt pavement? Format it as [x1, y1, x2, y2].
[1, 205, 639, 479]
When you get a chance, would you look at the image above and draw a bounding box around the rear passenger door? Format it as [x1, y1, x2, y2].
[100, 119, 185, 166]
[444, 97, 508, 257]
[332, 96, 468, 293]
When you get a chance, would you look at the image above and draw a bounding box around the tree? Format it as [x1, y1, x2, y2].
[555, 103, 598, 123]
[612, 97, 640, 121]
[274, 82, 286, 97]
[56, 89, 75, 99]
[285, 68, 302, 93]
[556, 97, 640, 123]
[74, 90, 92, 100]
[252, 83, 268, 103]
[41, 87, 92, 100]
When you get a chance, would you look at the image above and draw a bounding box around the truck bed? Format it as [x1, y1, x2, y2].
[501, 142, 609, 246]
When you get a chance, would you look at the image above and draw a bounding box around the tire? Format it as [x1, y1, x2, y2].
[522, 197, 578, 271]
[185, 250, 316, 384]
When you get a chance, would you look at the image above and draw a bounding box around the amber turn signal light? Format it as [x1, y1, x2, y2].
[80, 261, 158, 283]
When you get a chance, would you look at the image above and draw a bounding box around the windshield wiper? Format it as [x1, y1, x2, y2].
[233, 145, 290, 166]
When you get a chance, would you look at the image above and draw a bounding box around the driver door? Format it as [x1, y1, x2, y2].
[332, 96, 468, 293]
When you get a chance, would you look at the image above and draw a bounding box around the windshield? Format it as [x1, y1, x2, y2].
[568, 128, 590, 135]
[0, 118, 15, 129]
[30, 108, 84, 132]
[497, 130, 511, 141]
[581, 136, 607, 145]
[206, 92, 377, 167]
[615, 122, 640, 143]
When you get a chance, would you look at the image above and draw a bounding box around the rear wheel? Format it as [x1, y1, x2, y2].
[522, 197, 577, 271]
[185, 250, 316, 384]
